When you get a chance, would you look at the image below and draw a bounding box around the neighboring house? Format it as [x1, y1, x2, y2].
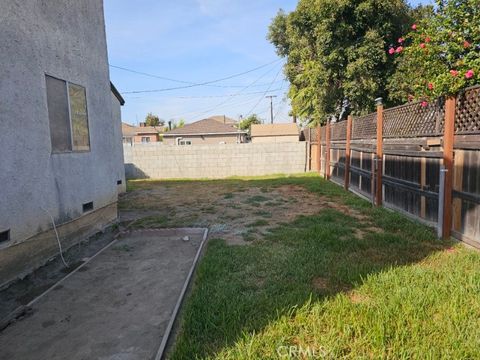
[0, 0, 125, 286]
[163, 118, 247, 145]
[209, 115, 238, 125]
[122, 122, 162, 144]
[250, 124, 300, 143]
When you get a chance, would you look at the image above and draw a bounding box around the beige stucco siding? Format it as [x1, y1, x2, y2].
[251, 135, 299, 143]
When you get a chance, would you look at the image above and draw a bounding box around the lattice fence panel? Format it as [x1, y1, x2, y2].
[330, 121, 347, 141]
[383, 100, 444, 138]
[352, 113, 376, 140]
[455, 86, 480, 134]
[320, 126, 327, 143]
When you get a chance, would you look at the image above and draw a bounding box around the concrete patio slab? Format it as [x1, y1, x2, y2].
[0, 228, 207, 360]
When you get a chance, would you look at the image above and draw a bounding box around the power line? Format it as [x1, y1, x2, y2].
[111, 59, 283, 94]
[244, 67, 283, 118]
[185, 63, 284, 121]
[123, 87, 284, 100]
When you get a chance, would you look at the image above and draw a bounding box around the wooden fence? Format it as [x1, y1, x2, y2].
[308, 85, 480, 249]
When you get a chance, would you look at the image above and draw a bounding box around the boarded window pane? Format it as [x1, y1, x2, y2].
[46, 76, 71, 152]
[69, 83, 90, 151]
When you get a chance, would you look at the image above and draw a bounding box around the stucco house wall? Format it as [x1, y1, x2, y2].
[0, 0, 124, 286]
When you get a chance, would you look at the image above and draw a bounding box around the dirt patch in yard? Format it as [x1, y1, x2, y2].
[119, 182, 372, 246]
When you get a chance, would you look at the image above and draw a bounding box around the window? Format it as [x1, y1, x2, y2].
[179, 140, 192, 145]
[46, 75, 90, 153]
[141, 137, 151, 143]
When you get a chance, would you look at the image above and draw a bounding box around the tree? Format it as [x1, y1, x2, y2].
[268, 0, 415, 125]
[168, 118, 186, 130]
[145, 113, 164, 127]
[388, 0, 479, 103]
[239, 114, 262, 132]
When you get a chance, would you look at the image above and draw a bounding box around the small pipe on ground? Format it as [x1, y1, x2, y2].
[40, 207, 68, 268]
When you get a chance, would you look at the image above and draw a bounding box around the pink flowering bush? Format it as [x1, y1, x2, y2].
[388, 0, 479, 103]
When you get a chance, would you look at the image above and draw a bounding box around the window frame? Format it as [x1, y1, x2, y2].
[45, 74, 91, 154]
[179, 140, 192, 146]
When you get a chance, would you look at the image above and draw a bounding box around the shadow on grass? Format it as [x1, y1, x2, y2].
[169, 177, 457, 359]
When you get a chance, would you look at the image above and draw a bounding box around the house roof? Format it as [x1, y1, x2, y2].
[163, 118, 246, 137]
[251, 123, 299, 137]
[110, 82, 125, 106]
[122, 122, 162, 136]
[209, 115, 237, 125]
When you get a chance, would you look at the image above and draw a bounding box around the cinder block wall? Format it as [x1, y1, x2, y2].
[124, 142, 308, 179]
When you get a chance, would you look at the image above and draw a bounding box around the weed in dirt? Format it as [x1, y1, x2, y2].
[201, 206, 216, 214]
[244, 195, 270, 204]
[224, 193, 234, 199]
[242, 230, 257, 242]
[248, 219, 269, 228]
[130, 215, 169, 229]
[113, 245, 134, 252]
[253, 210, 272, 218]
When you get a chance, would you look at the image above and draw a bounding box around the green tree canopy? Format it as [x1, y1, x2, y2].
[388, 0, 480, 102]
[145, 113, 165, 127]
[268, 0, 415, 125]
[239, 114, 262, 131]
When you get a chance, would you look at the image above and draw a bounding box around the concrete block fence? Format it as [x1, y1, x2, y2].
[123, 142, 308, 180]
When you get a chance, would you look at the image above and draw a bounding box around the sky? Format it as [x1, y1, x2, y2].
[104, 0, 431, 126]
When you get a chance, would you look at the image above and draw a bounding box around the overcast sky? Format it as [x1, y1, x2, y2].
[104, 0, 432, 126]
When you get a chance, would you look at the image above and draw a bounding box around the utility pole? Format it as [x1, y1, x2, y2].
[266, 95, 277, 124]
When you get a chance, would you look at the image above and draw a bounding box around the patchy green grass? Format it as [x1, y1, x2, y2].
[169, 176, 480, 360]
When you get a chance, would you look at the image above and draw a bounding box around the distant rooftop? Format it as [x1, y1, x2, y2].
[251, 123, 299, 137]
[164, 117, 245, 137]
[122, 122, 163, 136]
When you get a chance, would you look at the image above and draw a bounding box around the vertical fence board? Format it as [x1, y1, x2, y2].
[443, 97, 456, 238]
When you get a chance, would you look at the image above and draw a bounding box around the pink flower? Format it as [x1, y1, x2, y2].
[411, 24, 417, 30]
[421, 101, 428, 107]
[398, 37, 405, 44]
[420, 43, 426, 49]
[464, 41, 471, 48]
[465, 70, 474, 79]
[395, 46, 403, 53]
[425, 37, 431, 43]
[428, 83, 434, 90]
[388, 47, 395, 55]
[450, 70, 459, 77]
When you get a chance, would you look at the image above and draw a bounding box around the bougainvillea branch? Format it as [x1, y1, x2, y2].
[388, 0, 479, 103]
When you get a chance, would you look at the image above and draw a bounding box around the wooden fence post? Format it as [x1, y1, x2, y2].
[325, 121, 331, 179]
[376, 99, 384, 207]
[442, 96, 456, 239]
[317, 124, 321, 174]
[345, 115, 352, 190]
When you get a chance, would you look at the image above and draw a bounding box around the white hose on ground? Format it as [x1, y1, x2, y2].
[41, 207, 69, 268]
